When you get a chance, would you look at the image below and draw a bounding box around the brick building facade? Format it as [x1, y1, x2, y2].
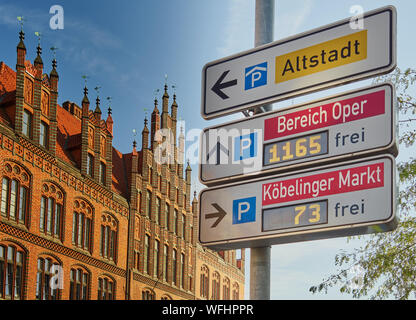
[0, 30, 244, 300]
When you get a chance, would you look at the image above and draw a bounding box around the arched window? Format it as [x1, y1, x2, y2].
[100, 213, 118, 262]
[163, 244, 169, 281]
[181, 213, 186, 239]
[40, 182, 64, 239]
[1, 162, 30, 225]
[180, 252, 185, 289]
[40, 121, 49, 148]
[0, 243, 25, 300]
[142, 288, 155, 300]
[232, 282, 240, 300]
[69, 266, 89, 300]
[146, 190, 151, 218]
[173, 209, 178, 235]
[72, 199, 93, 252]
[212, 272, 220, 300]
[36, 256, 61, 300]
[172, 248, 177, 286]
[165, 203, 170, 229]
[155, 197, 161, 225]
[161, 294, 171, 300]
[200, 265, 209, 299]
[22, 109, 32, 138]
[223, 277, 230, 300]
[153, 239, 160, 278]
[98, 276, 115, 300]
[144, 234, 150, 274]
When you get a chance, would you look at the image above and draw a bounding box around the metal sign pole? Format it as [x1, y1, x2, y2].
[249, 0, 274, 300]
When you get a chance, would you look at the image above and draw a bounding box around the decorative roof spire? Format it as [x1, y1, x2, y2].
[17, 16, 26, 50]
[34, 32, 43, 65]
[50, 47, 58, 77]
[94, 86, 102, 114]
[163, 74, 169, 97]
[106, 96, 112, 115]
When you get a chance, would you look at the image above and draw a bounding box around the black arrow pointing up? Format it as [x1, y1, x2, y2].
[205, 203, 227, 228]
[211, 70, 237, 100]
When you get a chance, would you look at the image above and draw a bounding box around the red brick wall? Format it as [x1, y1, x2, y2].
[0, 132, 129, 300]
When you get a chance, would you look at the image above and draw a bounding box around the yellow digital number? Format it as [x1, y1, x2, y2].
[282, 141, 294, 161]
[309, 135, 322, 155]
[295, 138, 307, 157]
[308, 204, 321, 223]
[268, 144, 280, 163]
[294, 205, 306, 225]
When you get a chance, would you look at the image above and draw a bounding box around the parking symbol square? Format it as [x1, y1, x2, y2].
[245, 62, 267, 90]
[233, 197, 256, 224]
[234, 132, 257, 161]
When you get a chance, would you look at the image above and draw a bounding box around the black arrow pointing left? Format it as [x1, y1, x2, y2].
[211, 70, 237, 100]
[205, 203, 227, 228]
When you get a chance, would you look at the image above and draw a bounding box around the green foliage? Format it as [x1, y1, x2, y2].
[310, 68, 416, 299]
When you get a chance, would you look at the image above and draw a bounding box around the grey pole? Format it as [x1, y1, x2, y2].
[249, 0, 274, 300]
[253, 0, 275, 114]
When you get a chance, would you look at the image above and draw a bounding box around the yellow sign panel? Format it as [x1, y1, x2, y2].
[275, 30, 367, 84]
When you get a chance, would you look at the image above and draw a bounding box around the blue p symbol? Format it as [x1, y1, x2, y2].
[234, 132, 257, 161]
[245, 62, 267, 90]
[233, 197, 256, 224]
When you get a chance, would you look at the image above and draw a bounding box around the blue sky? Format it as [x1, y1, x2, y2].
[0, 0, 415, 300]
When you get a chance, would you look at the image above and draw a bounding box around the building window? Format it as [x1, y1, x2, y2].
[72, 199, 93, 252]
[22, 109, 32, 138]
[98, 277, 115, 300]
[69, 267, 89, 300]
[36, 257, 61, 300]
[232, 283, 240, 300]
[163, 245, 168, 282]
[86, 153, 94, 177]
[99, 162, 106, 185]
[189, 275, 193, 292]
[1, 163, 30, 225]
[212, 272, 220, 300]
[0, 244, 25, 300]
[176, 188, 179, 203]
[165, 204, 170, 229]
[172, 249, 177, 286]
[223, 277, 230, 300]
[181, 214, 186, 239]
[142, 289, 155, 300]
[167, 181, 171, 198]
[153, 240, 160, 278]
[173, 209, 178, 235]
[39, 121, 49, 148]
[155, 197, 161, 225]
[134, 250, 140, 270]
[1, 178, 28, 224]
[181, 253, 185, 289]
[40, 183, 64, 239]
[200, 265, 209, 299]
[144, 235, 150, 274]
[146, 190, 151, 218]
[100, 214, 118, 261]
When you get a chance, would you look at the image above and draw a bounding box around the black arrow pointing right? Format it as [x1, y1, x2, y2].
[205, 203, 227, 228]
[211, 70, 237, 100]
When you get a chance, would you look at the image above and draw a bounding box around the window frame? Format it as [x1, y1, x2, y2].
[0, 244, 25, 300]
[39, 121, 49, 148]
